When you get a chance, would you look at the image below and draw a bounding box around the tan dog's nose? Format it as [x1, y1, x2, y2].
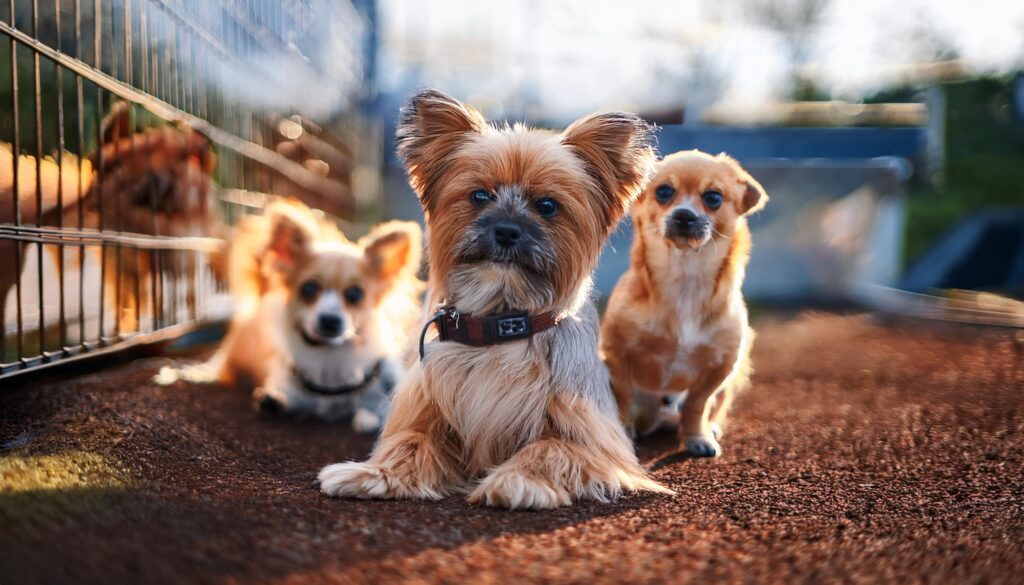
[672, 208, 700, 229]
[317, 314, 344, 338]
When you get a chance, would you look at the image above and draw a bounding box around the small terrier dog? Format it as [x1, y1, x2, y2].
[160, 199, 423, 432]
[601, 150, 768, 457]
[318, 89, 668, 509]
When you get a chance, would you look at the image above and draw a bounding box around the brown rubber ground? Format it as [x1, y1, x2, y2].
[1, 312, 1022, 584]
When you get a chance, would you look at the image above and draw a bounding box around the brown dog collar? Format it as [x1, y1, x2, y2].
[419, 306, 562, 360]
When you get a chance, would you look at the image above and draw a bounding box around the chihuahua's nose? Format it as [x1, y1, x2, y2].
[317, 314, 343, 338]
[672, 208, 700, 228]
[492, 221, 522, 248]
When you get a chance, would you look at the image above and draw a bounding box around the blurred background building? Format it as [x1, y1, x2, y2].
[377, 0, 1024, 309]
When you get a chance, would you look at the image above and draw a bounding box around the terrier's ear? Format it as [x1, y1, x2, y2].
[361, 221, 423, 283]
[562, 112, 656, 227]
[263, 200, 318, 278]
[396, 89, 488, 208]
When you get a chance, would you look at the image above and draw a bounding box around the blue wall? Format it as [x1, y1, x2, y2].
[655, 126, 926, 162]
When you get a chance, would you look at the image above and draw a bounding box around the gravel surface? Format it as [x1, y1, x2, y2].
[1, 312, 1022, 584]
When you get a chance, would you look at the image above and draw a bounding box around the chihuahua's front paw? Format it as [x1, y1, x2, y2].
[682, 434, 722, 458]
[468, 469, 572, 510]
[351, 408, 382, 434]
[318, 462, 391, 498]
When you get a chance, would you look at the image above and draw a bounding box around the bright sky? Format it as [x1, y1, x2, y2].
[378, 0, 1024, 121]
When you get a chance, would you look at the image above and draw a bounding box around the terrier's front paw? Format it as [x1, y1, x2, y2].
[351, 408, 382, 434]
[318, 462, 391, 498]
[468, 469, 571, 510]
[682, 434, 722, 458]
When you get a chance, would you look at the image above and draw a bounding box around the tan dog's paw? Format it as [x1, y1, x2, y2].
[468, 469, 572, 510]
[318, 462, 391, 498]
[153, 363, 217, 385]
[682, 433, 722, 458]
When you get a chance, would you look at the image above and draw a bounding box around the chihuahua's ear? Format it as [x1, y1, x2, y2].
[396, 89, 488, 208]
[562, 112, 656, 226]
[717, 153, 768, 214]
[741, 176, 769, 214]
[263, 200, 318, 277]
[362, 221, 423, 283]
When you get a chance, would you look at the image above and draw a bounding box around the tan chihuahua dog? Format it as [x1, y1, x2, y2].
[601, 150, 768, 457]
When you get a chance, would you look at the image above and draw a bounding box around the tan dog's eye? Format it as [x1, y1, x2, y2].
[343, 285, 365, 305]
[654, 184, 675, 204]
[299, 279, 321, 302]
[702, 190, 723, 210]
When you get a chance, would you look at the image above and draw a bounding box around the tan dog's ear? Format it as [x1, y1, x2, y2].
[396, 89, 488, 208]
[717, 153, 768, 215]
[361, 221, 423, 282]
[263, 200, 318, 277]
[100, 102, 133, 148]
[740, 176, 768, 215]
[186, 131, 217, 175]
[562, 112, 656, 226]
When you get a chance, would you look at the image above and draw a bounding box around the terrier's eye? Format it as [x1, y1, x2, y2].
[654, 184, 675, 203]
[702, 190, 723, 210]
[470, 190, 493, 206]
[534, 197, 559, 218]
[299, 279, 321, 302]
[343, 285, 364, 305]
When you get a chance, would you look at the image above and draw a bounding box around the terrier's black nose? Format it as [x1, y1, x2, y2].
[672, 208, 700, 228]
[492, 221, 522, 248]
[317, 314, 343, 337]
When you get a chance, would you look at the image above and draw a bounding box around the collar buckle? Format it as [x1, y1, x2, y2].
[494, 314, 530, 339]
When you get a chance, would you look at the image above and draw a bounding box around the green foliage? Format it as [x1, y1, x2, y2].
[904, 77, 1024, 264]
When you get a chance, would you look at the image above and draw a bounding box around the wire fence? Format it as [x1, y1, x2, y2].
[0, 0, 374, 379]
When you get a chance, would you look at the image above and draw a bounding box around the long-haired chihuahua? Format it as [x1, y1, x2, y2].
[159, 199, 423, 432]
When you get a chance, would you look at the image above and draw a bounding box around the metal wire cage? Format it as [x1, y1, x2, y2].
[1, 0, 376, 379]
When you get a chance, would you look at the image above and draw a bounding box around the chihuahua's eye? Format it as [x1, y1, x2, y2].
[343, 285, 364, 305]
[654, 184, 675, 204]
[299, 279, 321, 302]
[470, 189, 493, 206]
[702, 190, 723, 210]
[534, 197, 559, 218]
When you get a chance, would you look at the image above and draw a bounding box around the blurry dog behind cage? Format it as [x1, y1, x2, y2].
[0, 102, 224, 342]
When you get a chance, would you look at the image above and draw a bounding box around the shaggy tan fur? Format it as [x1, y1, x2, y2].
[319, 89, 669, 509]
